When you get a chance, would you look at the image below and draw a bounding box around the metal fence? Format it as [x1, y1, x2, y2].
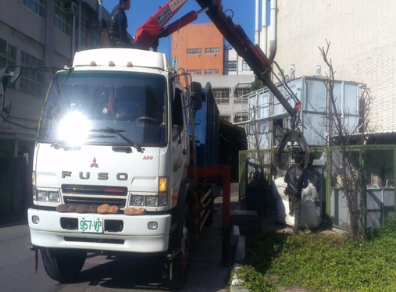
[329, 146, 396, 230]
[239, 145, 396, 231]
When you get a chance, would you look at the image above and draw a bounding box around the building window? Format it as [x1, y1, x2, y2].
[205, 69, 220, 75]
[187, 70, 202, 76]
[0, 44, 17, 69]
[55, 0, 72, 35]
[187, 48, 201, 55]
[91, 29, 101, 49]
[234, 88, 250, 104]
[242, 60, 251, 71]
[234, 112, 248, 123]
[0, 44, 17, 88]
[205, 48, 220, 54]
[225, 61, 237, 72]
[23, 0, 46, 18]
[80, 18, 89, 49]
[20, 51, 44, 97]
[213, 88, 229, 104]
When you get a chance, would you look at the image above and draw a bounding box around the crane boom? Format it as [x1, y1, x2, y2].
[135, 0, 310, 169]
[135, 0, 190, 50]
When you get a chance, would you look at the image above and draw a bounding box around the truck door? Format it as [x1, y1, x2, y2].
[171, 86, 188, 193]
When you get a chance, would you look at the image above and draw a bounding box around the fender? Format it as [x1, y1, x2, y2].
[169, 177, 194, 231]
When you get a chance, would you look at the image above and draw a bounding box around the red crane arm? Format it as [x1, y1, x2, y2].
[135, 0, 189, 50]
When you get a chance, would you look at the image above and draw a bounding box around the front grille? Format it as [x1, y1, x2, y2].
[62, 185, 127, 196]
[63, 196, 126, 207]
[61, 184, 128, 208]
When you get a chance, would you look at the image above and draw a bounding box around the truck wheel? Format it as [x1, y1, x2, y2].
[164, 205, 191, 290]
[40, 248, 86, 283]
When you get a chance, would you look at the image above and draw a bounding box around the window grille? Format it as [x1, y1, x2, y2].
[187, 70, 202, 76]
[234, 88, 250, 104]
[23, 0, 46, 18]
[91, 29, 101, 49]
[205, 69, 220, 75]
[205, 48, 220, 54]
[55, 0, 72, 35]
[242, 60, 251, 71]
[225, 61, 237, 71]
[0, 44, 17, 89]
[213, 88, 229, 104]
[20, 51, 44, 97]
[187, 48, 201, 55]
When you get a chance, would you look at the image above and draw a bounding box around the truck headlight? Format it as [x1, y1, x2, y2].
[37, 191, 48, 202]
[48, 191, 60, 202]
[36, 190, 60, 202]
[131, 195, 144, 206]
[145, 196, 158, 207]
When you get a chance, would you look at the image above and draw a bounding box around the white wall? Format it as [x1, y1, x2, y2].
[274, 0, 396, 132]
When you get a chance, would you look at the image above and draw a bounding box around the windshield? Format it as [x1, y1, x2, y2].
[38, 71, 167, 147]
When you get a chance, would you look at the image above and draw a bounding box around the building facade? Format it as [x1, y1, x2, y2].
[0, 0, 111, 156]
[171, 23, 255, 122]
[273, 0, 396, 133]
[171, 23, 224, 77]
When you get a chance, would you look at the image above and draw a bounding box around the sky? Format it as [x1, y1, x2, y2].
[102, 0, 257, 60]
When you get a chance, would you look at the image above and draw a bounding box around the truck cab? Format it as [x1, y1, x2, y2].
[28, 48, 199, 287]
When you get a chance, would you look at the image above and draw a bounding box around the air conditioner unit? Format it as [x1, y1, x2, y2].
[63, 2, 78, 15]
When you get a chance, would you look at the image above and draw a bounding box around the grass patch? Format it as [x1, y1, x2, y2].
[234, 217, 396, 291]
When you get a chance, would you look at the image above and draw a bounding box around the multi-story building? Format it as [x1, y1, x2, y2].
[0, 0, 112, 157]
[171, 23, 255, 122]
[171, 23, 224, 77]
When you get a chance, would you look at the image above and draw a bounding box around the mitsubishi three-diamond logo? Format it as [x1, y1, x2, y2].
[90, 158, 99, 168]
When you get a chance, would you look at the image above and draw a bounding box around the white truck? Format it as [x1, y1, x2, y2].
[0, 0, 311, 288]
[27, 48, 215, 289]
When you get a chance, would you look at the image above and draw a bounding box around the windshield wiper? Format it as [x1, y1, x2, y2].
[90, 127, 144, 153]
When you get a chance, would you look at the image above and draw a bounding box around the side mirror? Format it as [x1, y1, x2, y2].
[191, 81, 202, 110]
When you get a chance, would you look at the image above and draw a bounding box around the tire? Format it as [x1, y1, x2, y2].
[164, 204, 191, 290]
[204, 190, 214, 227]
[40, 248, 87, 283]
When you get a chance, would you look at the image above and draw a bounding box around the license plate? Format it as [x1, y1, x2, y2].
[79, 217, 103, 233]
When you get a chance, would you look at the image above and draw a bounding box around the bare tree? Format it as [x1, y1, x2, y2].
[314, 40, 372, 240]
[245, 105, 273, 214]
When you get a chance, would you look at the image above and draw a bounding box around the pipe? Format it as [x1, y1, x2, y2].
[260, 0, 267, 54]
[255, 0, 260, 45]
[267, 0, 277, 60]
[98, 0, 102, 27]
[71, 15, 76, 60]
[77, 2, 82, 51]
